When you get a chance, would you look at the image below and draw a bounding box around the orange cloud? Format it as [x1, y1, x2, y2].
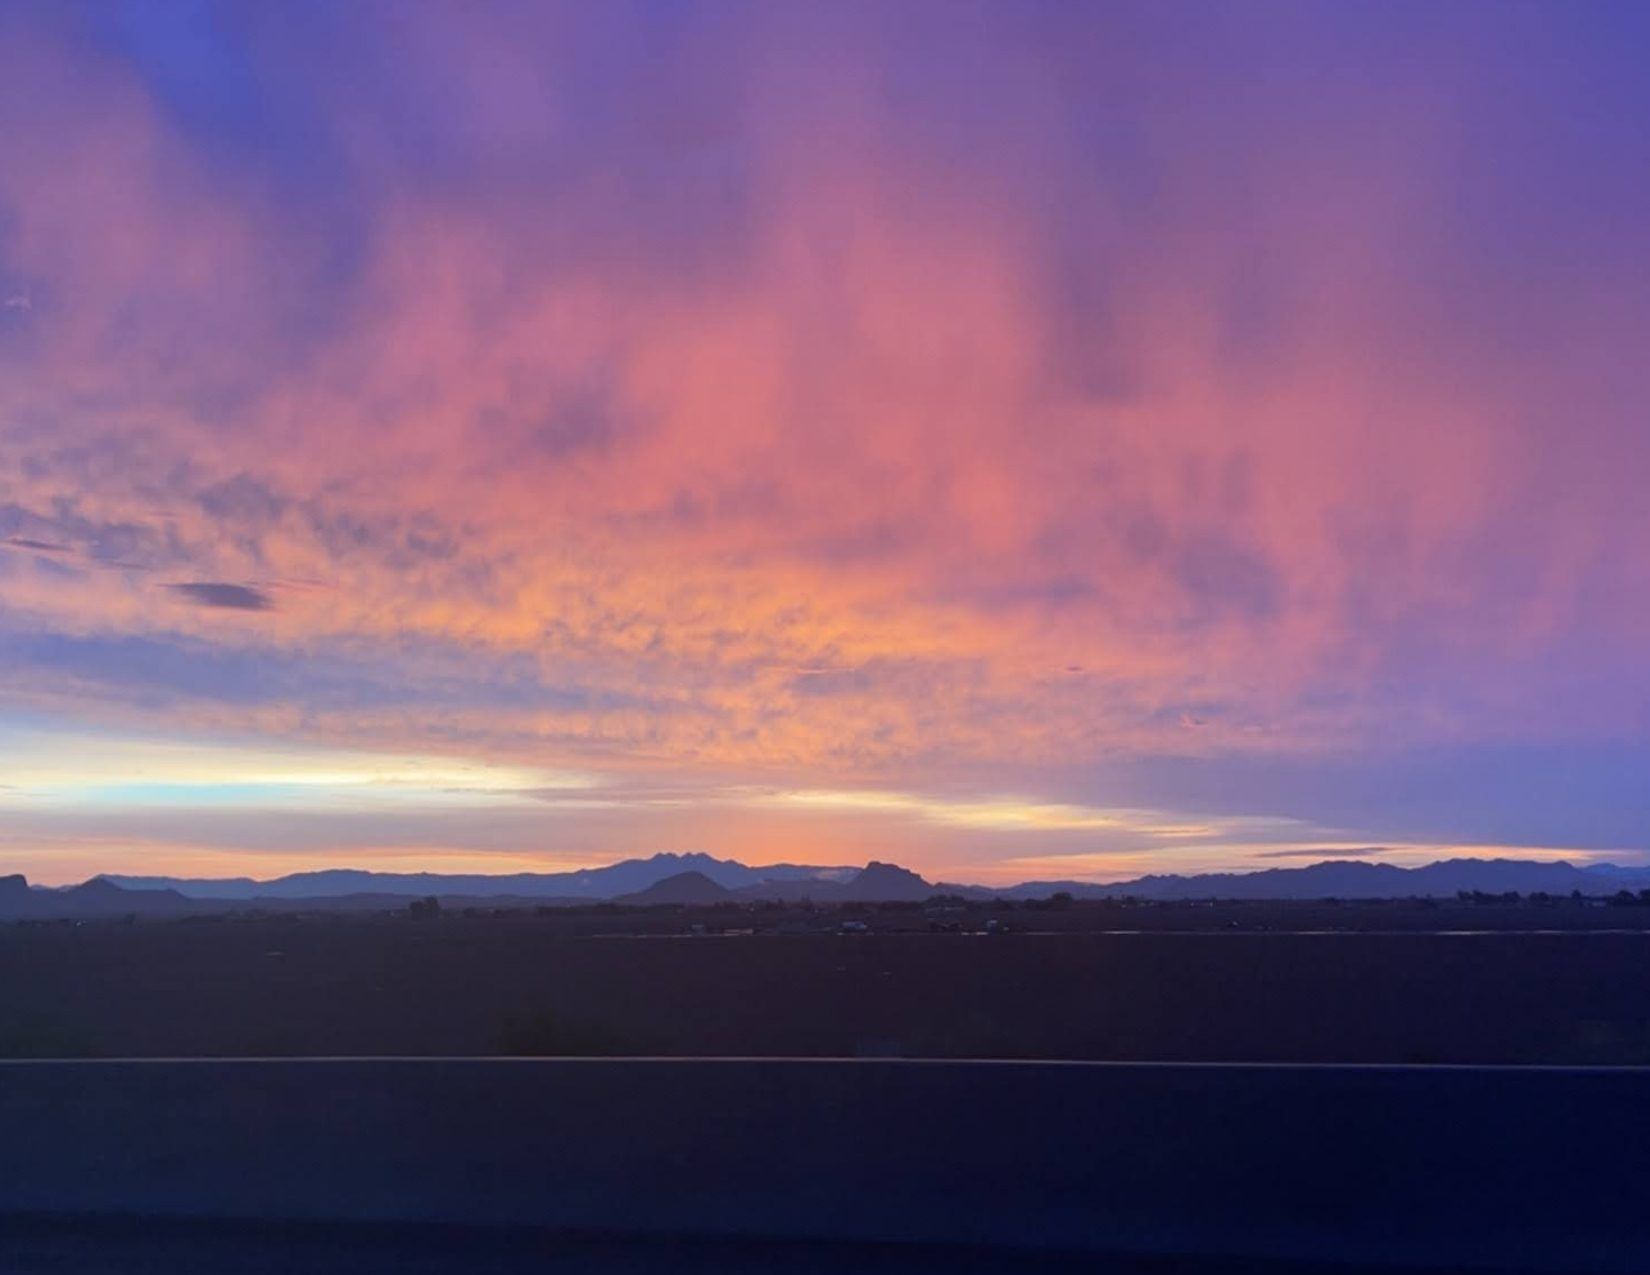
[3, 2, 1649, 816]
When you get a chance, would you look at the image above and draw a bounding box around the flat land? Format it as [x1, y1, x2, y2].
[3, 901, 1649, 1062]
[0, 1216, 1538, 1275]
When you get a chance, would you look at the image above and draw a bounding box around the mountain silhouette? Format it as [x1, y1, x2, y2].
[615, 870, 734, 905]
[733, 860, 937, 903]
[0, 875, 29, 912]
[1004, 857, 1650, 900]
[13, 853, 1650, 921]
[106, 851, 855, 901]
[835, 861, 934, 902]
[0, 876, 196, 921]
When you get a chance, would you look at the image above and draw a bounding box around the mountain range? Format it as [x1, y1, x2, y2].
[103, 852, 858, 900]
[1004, 857, 1650, 902]
[2, 853, 1648, 921]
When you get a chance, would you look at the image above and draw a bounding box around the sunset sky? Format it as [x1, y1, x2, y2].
[3, 2, 1649, 885]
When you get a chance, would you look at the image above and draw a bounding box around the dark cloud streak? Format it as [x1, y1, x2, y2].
[165, 582, 274, 611]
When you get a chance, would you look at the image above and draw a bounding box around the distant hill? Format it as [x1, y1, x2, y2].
[67, 877, 195, 916]
[0, 876, 197, 921]
[733, 860, 937, 903]
[616, 870, 733, 905]
[106, 851, 856, 901]
[0, 875, 30, 912]
[1005, 857, 1650, 901]
[835, 861, 934, 902]
[11, 852, 1650, 921]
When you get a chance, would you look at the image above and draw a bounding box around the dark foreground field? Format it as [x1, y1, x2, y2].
[3, 1059, 1648, 1272]
[0, 1216, 1469, 1275]
[3, 908, 1650, 1062]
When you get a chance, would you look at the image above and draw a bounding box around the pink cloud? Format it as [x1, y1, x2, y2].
[2, 2, 1649, 802]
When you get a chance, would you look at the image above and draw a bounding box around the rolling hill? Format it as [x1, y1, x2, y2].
[1, 853, 1645, 921]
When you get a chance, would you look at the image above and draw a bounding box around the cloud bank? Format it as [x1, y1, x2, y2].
[2, 2, 1649, 875]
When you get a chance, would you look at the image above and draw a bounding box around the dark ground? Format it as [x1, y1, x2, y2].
[3, 901, 1649, 1061]
[0, 1217, 1564, 1275]
[5, 1060, 1648, 1271]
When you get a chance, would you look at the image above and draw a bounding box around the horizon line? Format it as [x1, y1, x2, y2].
[13, 850, 1650, 895]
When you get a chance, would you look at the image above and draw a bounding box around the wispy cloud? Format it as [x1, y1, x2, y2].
[164, 583, 274, 612]
[747, 787, 1315, 840]
[0, 725, 595, 814]
[1255, 846, 1390, 859]
[0, 4, 1648, 876]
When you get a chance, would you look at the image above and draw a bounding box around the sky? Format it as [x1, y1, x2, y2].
[3, 1, 1650, 885]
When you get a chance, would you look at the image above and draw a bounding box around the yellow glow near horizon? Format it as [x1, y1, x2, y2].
[751, 787, 1312, 839]
[0, 726, 595, 808]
